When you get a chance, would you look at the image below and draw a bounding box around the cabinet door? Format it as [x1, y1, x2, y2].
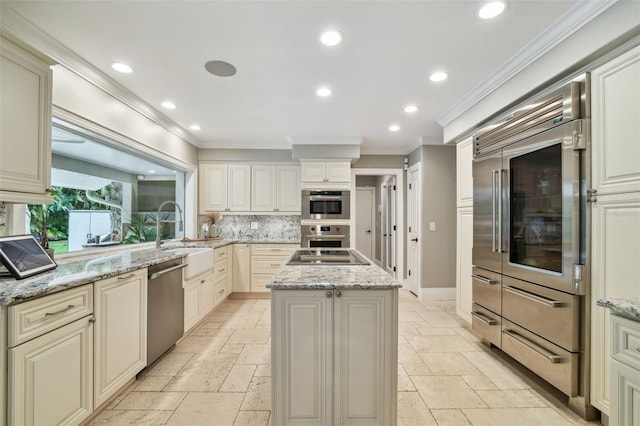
[456, 138, 473, 207]
[252, 165, 278, 211]
[233, 244, 251, 292]
[611, 358, 640, 426]
[9, 316, 93, 426]
[301, 162, 327, 182]
[228, 164, 252, 211]
[278, 166, 301, 212]
[0, 36, 53, 203]
[592, 45, 640, 196]
[198, 275, 215, 317]
[456, 206, 473, 323]
[272, 290, 333, 425]
[333, 289, 397, 426]
[226, 248, 234, 295]
[94, 270, 147, 407]
[200, 164, 228, 212]
[184, 283, 200, 333]
[591, 192, 640, 413]
[325, 161, 351, 183]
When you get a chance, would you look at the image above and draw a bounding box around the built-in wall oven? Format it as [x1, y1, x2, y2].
[301, 190, 350, 220]
[472, 76, 592, 412]
[301, 224, 350, 248]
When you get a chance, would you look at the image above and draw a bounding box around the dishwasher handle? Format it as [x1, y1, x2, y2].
[149, 263, 188, 280]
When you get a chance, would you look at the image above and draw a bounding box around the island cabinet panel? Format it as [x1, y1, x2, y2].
[272, 288, 398, 426]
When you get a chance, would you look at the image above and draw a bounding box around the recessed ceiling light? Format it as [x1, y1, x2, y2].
[190, 124, 201, 131]
[389, 124, 400, 132]
[204, 60, 237, 77]
[161, 101, 177, 109]
[404, 105, 419, 113]
[112, 62, 132, 73]
[430, 71, 448, 82]
[479, 1, 506, 19]
[320, 30, 343, 46]
[148, 170, 156, 174]
[316, 87, 332, 97]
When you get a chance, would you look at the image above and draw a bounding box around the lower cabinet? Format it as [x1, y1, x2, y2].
[94, 269, 147, 407]
[609, 315, 640, 426]
[272, 288, 398, 426]
[7, 285, 94, 425]
[250, 244, 298, 292]
[233, 244, 251, 292]
[184, 271, 215, 333]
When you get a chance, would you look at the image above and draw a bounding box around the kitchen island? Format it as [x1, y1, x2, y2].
[267, 251, 401, 426]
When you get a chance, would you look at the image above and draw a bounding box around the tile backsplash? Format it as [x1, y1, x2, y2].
[204, 215, 301, 241]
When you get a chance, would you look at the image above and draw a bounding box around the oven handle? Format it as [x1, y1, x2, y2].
[503, 328, 562, 363]
[503, 285, 564, 308]
[306, 235, 347, 239]
[309, 196, 343, 201]
[471, 311, 498, 325]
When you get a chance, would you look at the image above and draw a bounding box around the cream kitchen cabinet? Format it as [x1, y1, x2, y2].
[250, 244, 298, 292]
[199, 163, 251, 212]
[456, 138, 473, 207]
[8, 285, 94, 425]
[251, 165, 301, 212]
[455, 137, 474, 323]
[301, 160, 351, 188]
[609, 315, 640, 426]
[0, 33, 54, 204]
[272, 288, 398, 425]
[591, 44, 640, 416]
[213, 246, 230, 305]
[93, 269, 147, 407]
[184, 271, 215, 333]
[233, 244, 251, 292]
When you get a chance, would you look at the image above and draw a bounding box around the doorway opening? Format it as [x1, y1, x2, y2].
[350, 168, 404, 281]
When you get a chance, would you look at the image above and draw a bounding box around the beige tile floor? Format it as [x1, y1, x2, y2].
[88, 290, 602, 426]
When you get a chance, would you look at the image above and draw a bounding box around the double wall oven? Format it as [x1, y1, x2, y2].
[472, 77, 591, 404]
[301, 190, 350, 248]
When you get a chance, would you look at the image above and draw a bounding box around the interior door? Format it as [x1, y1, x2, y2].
[356, 188, 375, 261]
[407, 166, 420, 296]
[387, 177, 397, 277]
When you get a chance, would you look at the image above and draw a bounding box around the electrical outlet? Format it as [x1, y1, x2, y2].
[251, 221, 259, 230]
[429, 222, 436, 231]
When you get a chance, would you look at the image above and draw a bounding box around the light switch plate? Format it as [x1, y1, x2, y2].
[251, 222, 259, 230]
[429, 222, 436, 231]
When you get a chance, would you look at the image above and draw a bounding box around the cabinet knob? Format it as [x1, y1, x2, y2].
[89, 315, 96, 323]
[326, 291, 333, 298]
[636, 347, 640, 353]
[335, 290, 342, 298]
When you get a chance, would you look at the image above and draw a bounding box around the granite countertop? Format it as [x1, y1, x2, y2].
[597, 298, 640, 323]
[0, 238, 300, 306]
[267, 251, 401, 290]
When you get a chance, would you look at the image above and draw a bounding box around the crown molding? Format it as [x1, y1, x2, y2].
[437, 0, 618, 127]
[0, 5, 203, 148]
[287, 136, 364, 145]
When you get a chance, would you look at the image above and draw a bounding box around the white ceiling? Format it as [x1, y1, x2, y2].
[4, 0, 596, 154]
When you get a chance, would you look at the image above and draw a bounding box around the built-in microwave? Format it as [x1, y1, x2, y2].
[301, 190, 350, 220]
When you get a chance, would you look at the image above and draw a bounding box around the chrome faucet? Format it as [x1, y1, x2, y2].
[156, 200, 184, 249]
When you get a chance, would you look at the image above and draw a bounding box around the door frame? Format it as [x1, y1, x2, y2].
[355, 186, 377, 265]
[350, 168, 404, 282]
[407, 163, 421, 296]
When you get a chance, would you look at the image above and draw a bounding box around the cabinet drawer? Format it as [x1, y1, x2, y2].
[612, 315, 640, 369]
[472, 267, 501, 315]
[9, 285, 93, 348]
[252, 256, 288, 274]
[471, 303, 501, 349]
[214, 259, 228, 277]
[214, 246, 228, 262]
[214, 281, 227, 305]
[250, 274, 271, 293]
[251, 244, 297, 256]
[502, 276, 579, 352]
[502, 319, 578, 397]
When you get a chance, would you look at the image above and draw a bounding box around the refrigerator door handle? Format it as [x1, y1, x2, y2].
[497, 168, 503, 253]
[492, 169, 498, 252]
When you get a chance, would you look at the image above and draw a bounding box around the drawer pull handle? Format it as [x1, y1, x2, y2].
[472, 274, 498, 285]
[45, 304, 75, 317]
[503, 285, 563, 308]
[636, 348, 640, 353]
[503, 328, 562, 363]
[118, 273, 136, 280]
[218, 289, 225, 295]
[271, 263, 281, 267]
[219, 268, 225, 273]
[471, 311, 498, 325]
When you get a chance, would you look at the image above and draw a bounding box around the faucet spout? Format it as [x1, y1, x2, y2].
[156, 200, 184, 249]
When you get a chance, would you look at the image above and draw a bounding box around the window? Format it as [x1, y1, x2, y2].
[27, 123, 186, 254]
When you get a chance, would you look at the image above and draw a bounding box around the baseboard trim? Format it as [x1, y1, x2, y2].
[419, 287, 456, 301]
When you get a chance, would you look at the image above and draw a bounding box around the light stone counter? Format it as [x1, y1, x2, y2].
[597, 298, 640, 323]
[0, 238, 300, 306]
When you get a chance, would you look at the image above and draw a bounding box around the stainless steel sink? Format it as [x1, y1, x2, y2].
[286, 249, 370, 265]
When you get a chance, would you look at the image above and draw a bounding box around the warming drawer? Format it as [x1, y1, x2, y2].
[472, 267, 501, 315]
[502, 276, 579, 352]
[502, 320, 578, 396]
[471, 303, 502, 349]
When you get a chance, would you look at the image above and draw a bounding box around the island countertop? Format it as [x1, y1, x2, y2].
[597, 298, 640, 323]
[266, 253, 401, 290]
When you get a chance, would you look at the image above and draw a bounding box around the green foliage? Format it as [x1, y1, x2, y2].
[124, 213, 157, 244]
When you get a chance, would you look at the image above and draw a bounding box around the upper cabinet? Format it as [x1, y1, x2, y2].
[199, 163, 251, 212]
[252, 165, 301, 212]
[301, 160, 351, 189]
[456, 138, 473, 207]
[0, 34, 54, 204]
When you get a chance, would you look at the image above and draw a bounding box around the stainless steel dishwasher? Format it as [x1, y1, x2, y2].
[147, 258, 187, 366]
